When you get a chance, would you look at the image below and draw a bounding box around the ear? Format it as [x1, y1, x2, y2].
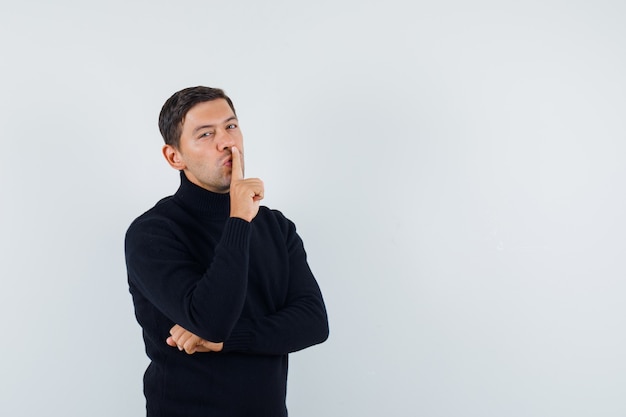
[162, 144, 186, 170]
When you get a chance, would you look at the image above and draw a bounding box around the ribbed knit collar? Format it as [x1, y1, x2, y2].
[173, 171, 231, 219]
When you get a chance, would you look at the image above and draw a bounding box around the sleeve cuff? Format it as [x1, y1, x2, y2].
[223, 320, 255, 352]
[221, 217, 251, 251]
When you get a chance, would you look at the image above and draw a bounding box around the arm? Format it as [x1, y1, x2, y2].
[166, 216, 328, 356]
[165, 218, 328, 356]
[126, 146, 264, 343]
[223, 222, 329, 355]
[126, 216, 251, 342]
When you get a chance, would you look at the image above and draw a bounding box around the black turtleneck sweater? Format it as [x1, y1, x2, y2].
[125, 172, 329, 417]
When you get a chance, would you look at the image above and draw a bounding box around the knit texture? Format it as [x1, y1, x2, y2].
[125, 172, 328, 417]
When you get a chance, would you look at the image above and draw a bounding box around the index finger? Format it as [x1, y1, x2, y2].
[231, 146, 244, 182]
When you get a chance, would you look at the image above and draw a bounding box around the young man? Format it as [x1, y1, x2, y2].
[125, 86, 329, 417]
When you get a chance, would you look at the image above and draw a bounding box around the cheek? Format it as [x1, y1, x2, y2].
[232, 130, 244, 143]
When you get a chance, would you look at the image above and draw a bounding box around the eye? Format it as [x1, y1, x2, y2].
[199, 130, 214, 139]
[226, 123, 237, 129]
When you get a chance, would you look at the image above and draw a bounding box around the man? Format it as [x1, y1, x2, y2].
[125, 86, 329, 417]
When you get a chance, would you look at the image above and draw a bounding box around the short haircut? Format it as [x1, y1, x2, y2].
[158, 86, 237, 149]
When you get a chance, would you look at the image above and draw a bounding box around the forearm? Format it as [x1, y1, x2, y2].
[223, 294, 329, 355]
[219, 215, 329, 355]
[126, 217, 251, 342]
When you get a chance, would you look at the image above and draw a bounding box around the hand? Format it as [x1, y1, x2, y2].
[166, 324, 224, 354]
[229, 146, 264, 222]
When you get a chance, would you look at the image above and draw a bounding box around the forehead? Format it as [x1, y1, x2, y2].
[182, 99, 235, 128]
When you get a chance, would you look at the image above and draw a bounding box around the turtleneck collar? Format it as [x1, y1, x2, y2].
[173, 171, 231, 218]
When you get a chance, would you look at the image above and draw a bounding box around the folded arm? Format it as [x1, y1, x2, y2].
[167, 217, 329, 356]
[126, 216, 252, 342]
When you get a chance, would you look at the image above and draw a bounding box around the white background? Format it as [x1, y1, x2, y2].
[1, 1, 625, 416]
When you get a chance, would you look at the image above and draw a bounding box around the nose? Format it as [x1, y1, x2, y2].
[216, 128, 236, 151]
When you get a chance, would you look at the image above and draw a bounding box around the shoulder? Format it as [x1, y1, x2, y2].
[254, 206, 300, 242]
[258, 205, 293, 226]
[126, 196, 179, 239]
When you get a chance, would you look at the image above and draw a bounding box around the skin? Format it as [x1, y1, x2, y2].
[163, 98, 265, 354]
[166, 324, 223, 354]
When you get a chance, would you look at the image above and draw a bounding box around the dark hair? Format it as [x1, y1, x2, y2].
[158, 86, 237, 148]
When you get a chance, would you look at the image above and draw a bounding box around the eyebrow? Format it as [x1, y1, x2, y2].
[192, 116, 238, 134]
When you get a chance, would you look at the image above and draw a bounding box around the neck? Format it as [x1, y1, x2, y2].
[173, 171, 231, 218]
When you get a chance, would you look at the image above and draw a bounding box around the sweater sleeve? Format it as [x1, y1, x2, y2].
[222, 217, 329, 355]
[125, 216, 251, 342]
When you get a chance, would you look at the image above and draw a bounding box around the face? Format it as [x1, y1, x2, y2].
[163, 99, 244, 193]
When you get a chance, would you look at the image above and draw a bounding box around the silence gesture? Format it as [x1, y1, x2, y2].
[229, 146, 264, 222]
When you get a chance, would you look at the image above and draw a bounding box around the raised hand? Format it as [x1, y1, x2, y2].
[229, 146, 264, 222]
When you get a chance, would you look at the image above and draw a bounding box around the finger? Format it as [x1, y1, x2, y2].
[253, 183, 264, 201]
[167, 336, 184, 351]
[169, 324, 187, 350]
[169, 324, 183, 337]
[183, 336, 200, 354]
[194, 345, 212, 353]
[177, 331, 197, 352]
[201, 341, 224, 352]
[242, 178, 264, 199]
[231, 146, 244, 182]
